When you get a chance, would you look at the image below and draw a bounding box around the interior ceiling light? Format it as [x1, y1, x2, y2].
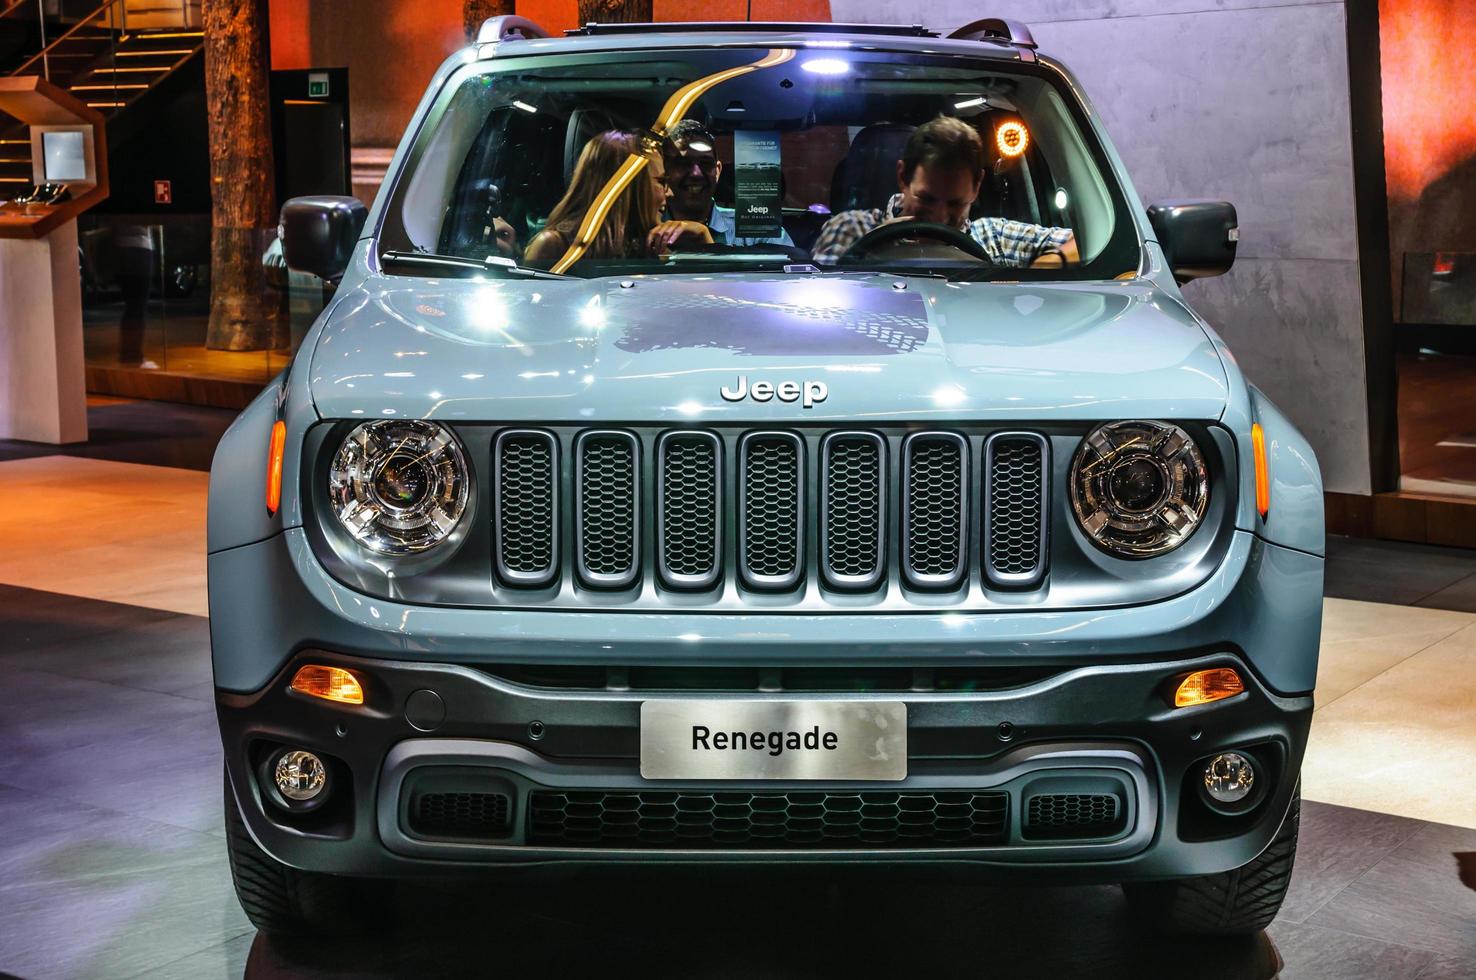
[954, 96, 987, 110]
[801, 58, 849, 75]
[996, 120, 1030, 158]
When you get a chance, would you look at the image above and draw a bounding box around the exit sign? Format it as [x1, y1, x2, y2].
[308, 72, 329, 98]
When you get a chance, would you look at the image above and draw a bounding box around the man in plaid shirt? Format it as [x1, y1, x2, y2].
[811, 116, 1078, 269]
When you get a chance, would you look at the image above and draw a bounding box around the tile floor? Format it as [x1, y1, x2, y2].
[0, 400, 1474, 978]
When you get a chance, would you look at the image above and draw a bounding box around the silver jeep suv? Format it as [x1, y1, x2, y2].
[211, 17, 1323, 937]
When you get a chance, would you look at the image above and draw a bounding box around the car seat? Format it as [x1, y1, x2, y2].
[829, 123, 914, 214]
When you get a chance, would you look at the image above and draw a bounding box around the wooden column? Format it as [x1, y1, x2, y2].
[463, 0, 515, 41]
[577, 0, 652, 24]
[202, 0, 279, 351]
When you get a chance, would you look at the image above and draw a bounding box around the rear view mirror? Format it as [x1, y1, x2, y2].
[1147, 201, 1238, 284]
[279, 196, 368, 281]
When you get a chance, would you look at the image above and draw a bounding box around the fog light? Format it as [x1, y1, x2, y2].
[273, 750, 327, 802]
[1202, 752, 1255, 804]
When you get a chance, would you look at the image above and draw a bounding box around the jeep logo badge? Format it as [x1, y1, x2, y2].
[720, 376, 829, 408]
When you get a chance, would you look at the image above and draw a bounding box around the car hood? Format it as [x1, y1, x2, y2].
[308, 273, 1229, 423]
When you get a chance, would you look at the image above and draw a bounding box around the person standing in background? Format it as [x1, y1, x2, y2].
[113, 224, 157, 369]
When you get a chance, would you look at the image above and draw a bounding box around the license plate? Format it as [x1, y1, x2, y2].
[640, 699, 907, 781]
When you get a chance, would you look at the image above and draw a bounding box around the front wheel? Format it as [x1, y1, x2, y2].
[224, 766, 388, 935]
[1123, 785, 1300, 934]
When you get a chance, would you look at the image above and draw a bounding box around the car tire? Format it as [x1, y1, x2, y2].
[223, 766, 386, 935]
[1123, 784, 1300, 935]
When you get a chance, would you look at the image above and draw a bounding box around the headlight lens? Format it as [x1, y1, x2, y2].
[328, 420, 469, 554]
[1069, 420, 1209, 558]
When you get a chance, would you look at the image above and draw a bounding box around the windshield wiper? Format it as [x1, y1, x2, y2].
[380, 250, 573, 280]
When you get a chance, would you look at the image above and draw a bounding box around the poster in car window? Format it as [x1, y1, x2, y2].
[734, 131, 782, 239]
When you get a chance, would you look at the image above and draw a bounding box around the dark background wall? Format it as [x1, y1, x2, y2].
[1380, 0, 1476, 321]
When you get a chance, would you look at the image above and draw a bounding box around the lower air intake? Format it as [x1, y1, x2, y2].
[528, 790, 1009, 848]
[408, 791, 512, 841]
[1022, 793, 1124, 840]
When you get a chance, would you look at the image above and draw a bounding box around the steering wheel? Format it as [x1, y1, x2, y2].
[839, 220, 995, 265]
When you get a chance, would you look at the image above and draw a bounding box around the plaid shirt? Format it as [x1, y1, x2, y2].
[811, 193, 1073, 267]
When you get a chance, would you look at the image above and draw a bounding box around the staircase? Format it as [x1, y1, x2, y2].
[0, 0, 202, 190]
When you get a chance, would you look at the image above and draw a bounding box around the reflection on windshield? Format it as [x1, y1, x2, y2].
[545, 48, 795, 274]
[611, 278, 930, 356]
[384, 45, 1140, 281]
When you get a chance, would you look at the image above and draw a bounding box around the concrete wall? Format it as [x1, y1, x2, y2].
[834, 0, 1373, 494]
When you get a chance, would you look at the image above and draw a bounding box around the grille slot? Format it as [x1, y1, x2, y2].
[984, 432, 1049, 589]
[739, 432, 804, 589]
[657, 431, 722, 589]
[821, 432, 885, 589]
[494, 430, 558, 586]
[901, 433, 968, 589]
[576, 431, 639, 588]
[1022, 793, 1124, 840]
[408, 791, 512, 841]
[528, 790, 1009, 848]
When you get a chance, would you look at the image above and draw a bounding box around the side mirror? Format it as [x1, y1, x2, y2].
[279, 195, 367, 281]
[1147, 201, 1238, 284]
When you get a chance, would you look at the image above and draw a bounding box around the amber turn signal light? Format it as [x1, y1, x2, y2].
[289, 665, 364, 705]
[996, 120, 1030, 158]
[1251, 423, 1270, 519]
[265, 419, 287, 515]
[1174, 668, 1245, 708]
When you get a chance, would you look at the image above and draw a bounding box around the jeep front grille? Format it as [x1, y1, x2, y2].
[488, 426, 1050, 605]
[657, 432, 722, 588]
[984, 433, 1049, 589]
[739, 432, 803, 589]
[576, 431, 639, 588]
[902, 433, 968, 588]
[494, 431, 558, 586]
[821, 432, 884, 589]
[528, 789, 1010, 848]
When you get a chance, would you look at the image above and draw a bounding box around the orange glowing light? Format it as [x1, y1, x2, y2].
[1251, 423, 1270, 519]
[1174, 668, 1245, 708]
[265, 420, 286, 515]
[996, 121, 1030, 158]
[290, 665, 365, 705]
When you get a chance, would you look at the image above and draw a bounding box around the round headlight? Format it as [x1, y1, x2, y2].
[1069, 420, 1209, 558]
[329, 420, 469, 554]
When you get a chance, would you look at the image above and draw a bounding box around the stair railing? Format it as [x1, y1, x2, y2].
[11, 0, 127, 81]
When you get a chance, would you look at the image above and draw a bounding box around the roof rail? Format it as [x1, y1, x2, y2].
[566, 22, 937, 39]
[477, 15, 551, 44]
[948, 18, 1037, 50]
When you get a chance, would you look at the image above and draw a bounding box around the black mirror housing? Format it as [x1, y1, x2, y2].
[279, 196, 368, 281]
[1147, 201, 1238, 284]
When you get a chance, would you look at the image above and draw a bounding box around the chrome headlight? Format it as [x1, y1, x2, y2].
[328, 420, 470, 555]
[1069, 420, 1209, 558]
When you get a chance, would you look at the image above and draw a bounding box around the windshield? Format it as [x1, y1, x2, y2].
[380, 45, 1141, 281]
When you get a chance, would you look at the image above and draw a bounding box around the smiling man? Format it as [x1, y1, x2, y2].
[662, 119, 795, 248]
[811, 115, 1079, 268]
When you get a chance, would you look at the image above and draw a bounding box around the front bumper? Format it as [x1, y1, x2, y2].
[220, 648, 1311, 881]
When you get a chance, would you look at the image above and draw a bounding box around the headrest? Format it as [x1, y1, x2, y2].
[829, 123, 915, 213]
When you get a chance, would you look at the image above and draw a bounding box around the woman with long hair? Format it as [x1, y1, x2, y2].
[525, 128, 710, 268]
